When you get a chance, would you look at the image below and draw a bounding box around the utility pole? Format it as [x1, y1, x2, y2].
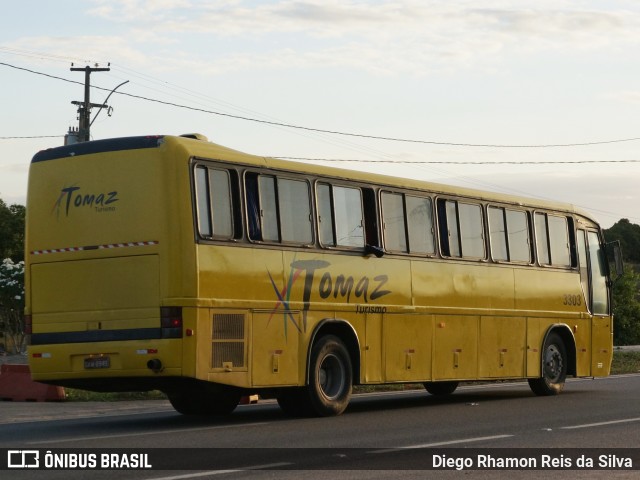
[70, 64, 110, 142]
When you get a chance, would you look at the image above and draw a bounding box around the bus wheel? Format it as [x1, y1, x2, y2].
[424, 381, 459, 396]
[167, 385, 241, 416]
[307, 335, 352, 416]
[528, 332, 567, 396]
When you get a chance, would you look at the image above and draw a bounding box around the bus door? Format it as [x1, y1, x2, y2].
[577, 229, 613, 376]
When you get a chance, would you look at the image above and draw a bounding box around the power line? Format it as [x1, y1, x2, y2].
[0, 135, 63, 139]
[3, 60, 640, 149]
[0, 135, 636, 167]
[271, 157, 640, 165]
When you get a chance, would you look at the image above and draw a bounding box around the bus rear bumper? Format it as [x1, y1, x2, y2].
[27, 339, 183, 391]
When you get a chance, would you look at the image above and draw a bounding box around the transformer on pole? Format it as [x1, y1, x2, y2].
[70, 64, 110, 142]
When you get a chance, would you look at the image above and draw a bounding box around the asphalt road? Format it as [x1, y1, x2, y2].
[2, 375, 640, 479]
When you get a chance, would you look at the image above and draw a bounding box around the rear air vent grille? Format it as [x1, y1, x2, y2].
[211, 313, 246, 369]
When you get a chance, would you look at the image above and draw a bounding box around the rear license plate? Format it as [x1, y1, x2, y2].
[84, 356, 110, 369]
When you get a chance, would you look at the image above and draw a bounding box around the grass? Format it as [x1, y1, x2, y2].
[63, 389, 166, 402]
[610, 350, 640, 375]
[62, 350, 640, 402]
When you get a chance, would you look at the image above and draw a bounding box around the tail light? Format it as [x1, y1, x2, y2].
[160, 307, 183, 338]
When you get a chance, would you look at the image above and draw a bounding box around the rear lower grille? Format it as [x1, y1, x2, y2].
[211, 313, 246, 369]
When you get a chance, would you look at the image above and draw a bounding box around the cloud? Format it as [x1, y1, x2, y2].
[87, 0, 196, 23]
[80, 1, 640, 76]
[605, 90, 640, 104]
[5, 35, 161, 69]
[9, 1, 640, 77]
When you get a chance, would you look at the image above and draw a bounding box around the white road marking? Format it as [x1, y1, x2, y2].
[561, 417, 640, 430]
[369, 434, 514, 454]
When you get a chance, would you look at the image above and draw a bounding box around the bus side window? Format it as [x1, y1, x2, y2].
[246, 173, 313, 245]
[245, 173, 262, 241]
[362, 188, 380, 250]
[381, 191, 407, 252]
[382, 192, 434, 255]
[535, 212, 571, 267]
[194, 165, 235, 240]
[277, 177, 313, 244]
[488, 206, 508, 261]
[317, 183, 335, 246]
[258, 175, 280, 242]
[195, 166, 212, 238]
[437, 199, 485, 259]
[488, 206, 531, 263]
[317, 183, 364, 248]
[506, 209, 532, 263]
[407, 196, 434, 254]
[459, 202, 485, 258]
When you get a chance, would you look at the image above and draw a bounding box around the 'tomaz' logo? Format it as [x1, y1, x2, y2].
[53, 185, 119, 218]
[268, 259, 391, 338]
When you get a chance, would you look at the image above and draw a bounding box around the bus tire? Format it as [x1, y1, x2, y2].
[167, 385, 241, 416]
[307, 335, 352, 417]
[528, 332, 567, 396]
[424, 381, 459, 396]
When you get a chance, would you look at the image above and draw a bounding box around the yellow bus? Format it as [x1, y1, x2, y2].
[26, 134, 619, 416]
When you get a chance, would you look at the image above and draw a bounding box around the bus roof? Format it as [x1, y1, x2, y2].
[31, 134, 598, 225]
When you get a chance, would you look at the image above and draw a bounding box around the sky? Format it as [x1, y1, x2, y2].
[1, 0, 640, 228]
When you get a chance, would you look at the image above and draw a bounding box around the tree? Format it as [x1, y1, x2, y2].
[611, 267, 640, 346]
[0, 199, 25, 262]
[0, 258, 26, 353]
[0, 196, 26, 352]
[605, 219, 640, 264]
[605, 219, 640, 345]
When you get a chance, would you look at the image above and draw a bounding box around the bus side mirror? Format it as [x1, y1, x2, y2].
[607, 240, 624, 283]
